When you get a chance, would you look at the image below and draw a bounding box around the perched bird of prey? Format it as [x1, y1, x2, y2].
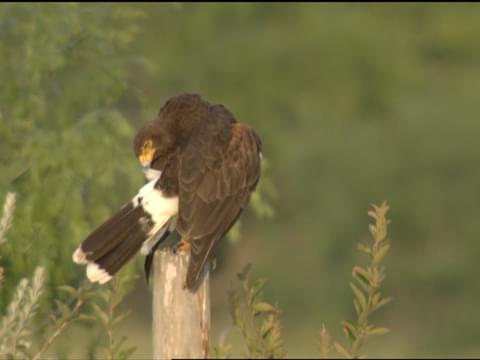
[72, 94, 262, 291]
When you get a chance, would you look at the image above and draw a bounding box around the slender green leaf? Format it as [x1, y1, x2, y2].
[90, 303, 109, 326]
[248, 278, 267, 306]
[54, 299, 71, 318]
[333, 342, 352, 359]
[350, 283, 367, 312]
[261, 315, 275, 339]
[113, 310, 131, 326]
[366, 327, 390, 337]
[342, 321, 356, 343]
[372, 296, 394, 312]
[57, 285, 77, 297]
[254, 302, 277, 316]
[357, 243, 372, 255]
[373, 243, 391, 266]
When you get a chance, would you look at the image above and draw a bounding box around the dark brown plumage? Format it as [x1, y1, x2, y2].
[73, 93, 262, 292]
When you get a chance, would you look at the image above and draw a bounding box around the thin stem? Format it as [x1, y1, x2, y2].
[32, 297, 85, 360]
[351, 285, 375, 356]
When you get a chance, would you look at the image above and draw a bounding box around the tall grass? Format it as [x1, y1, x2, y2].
[0, 192, 136, 359]
[221, 202, 393, 359]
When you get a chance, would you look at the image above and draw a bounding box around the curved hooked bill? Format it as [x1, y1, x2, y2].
[72, 177, 178, 284]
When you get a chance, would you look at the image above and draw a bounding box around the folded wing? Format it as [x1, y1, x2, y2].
[177, 105, 262, 291]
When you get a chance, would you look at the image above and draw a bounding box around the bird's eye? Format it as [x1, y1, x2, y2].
[143, 139, 153, 150]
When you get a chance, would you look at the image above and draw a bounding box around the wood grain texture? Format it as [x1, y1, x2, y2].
[152, 248, 210, 359]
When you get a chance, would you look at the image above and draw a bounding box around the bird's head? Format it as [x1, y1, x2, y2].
[134, 93, 209, 169]
[133, 122, 175, 169]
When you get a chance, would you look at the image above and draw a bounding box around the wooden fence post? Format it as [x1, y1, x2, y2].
[152, 248, 210, 359]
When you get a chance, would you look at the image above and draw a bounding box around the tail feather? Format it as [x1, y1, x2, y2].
[82, 204, 141, 262]
[185, 208, 243, 291]
[74, 205, 151, 283]
[73, 178, 179, 285]
[95, 229, 144, 276]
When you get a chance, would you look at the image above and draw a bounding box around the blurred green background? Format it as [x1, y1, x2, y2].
[2, 3, 480, 358]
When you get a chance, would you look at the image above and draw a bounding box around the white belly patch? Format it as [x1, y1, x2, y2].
[144, 167, 162, 182]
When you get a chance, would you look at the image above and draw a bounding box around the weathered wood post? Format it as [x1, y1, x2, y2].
[152, 248, 210, 359]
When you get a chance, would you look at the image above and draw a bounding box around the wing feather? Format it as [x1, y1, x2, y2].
[177, 105, 262, 290]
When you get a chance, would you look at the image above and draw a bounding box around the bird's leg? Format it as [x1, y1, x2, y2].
[174, 238, 191, 253]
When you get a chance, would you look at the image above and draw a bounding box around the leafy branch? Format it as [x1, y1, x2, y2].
[320, 201, 393, 359]
[0, 191, 95, 360]
[90, 271, 137, 360]
[32, 283, 94, 360]
[222, 263, 286, 359]
[0, 267, 45, 359]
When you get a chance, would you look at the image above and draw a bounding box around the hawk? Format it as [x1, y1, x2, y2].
[72, 94, 262, 291]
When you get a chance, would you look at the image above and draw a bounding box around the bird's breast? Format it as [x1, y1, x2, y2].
[143, 166, 162, 182]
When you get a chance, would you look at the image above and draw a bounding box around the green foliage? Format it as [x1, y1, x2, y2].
[87, 272, 138, 360]
[31, 282, 94, 360]
[249, 159, 276, 220]
[223, 263, 286, 358]
[0, 190, 136, 359]
[0, 192, 92, 359]
[320, 202, 392, 359]
[0, 267, 45, 359]
[219, 203, 393, 359]
[0, 4, 147, 304]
